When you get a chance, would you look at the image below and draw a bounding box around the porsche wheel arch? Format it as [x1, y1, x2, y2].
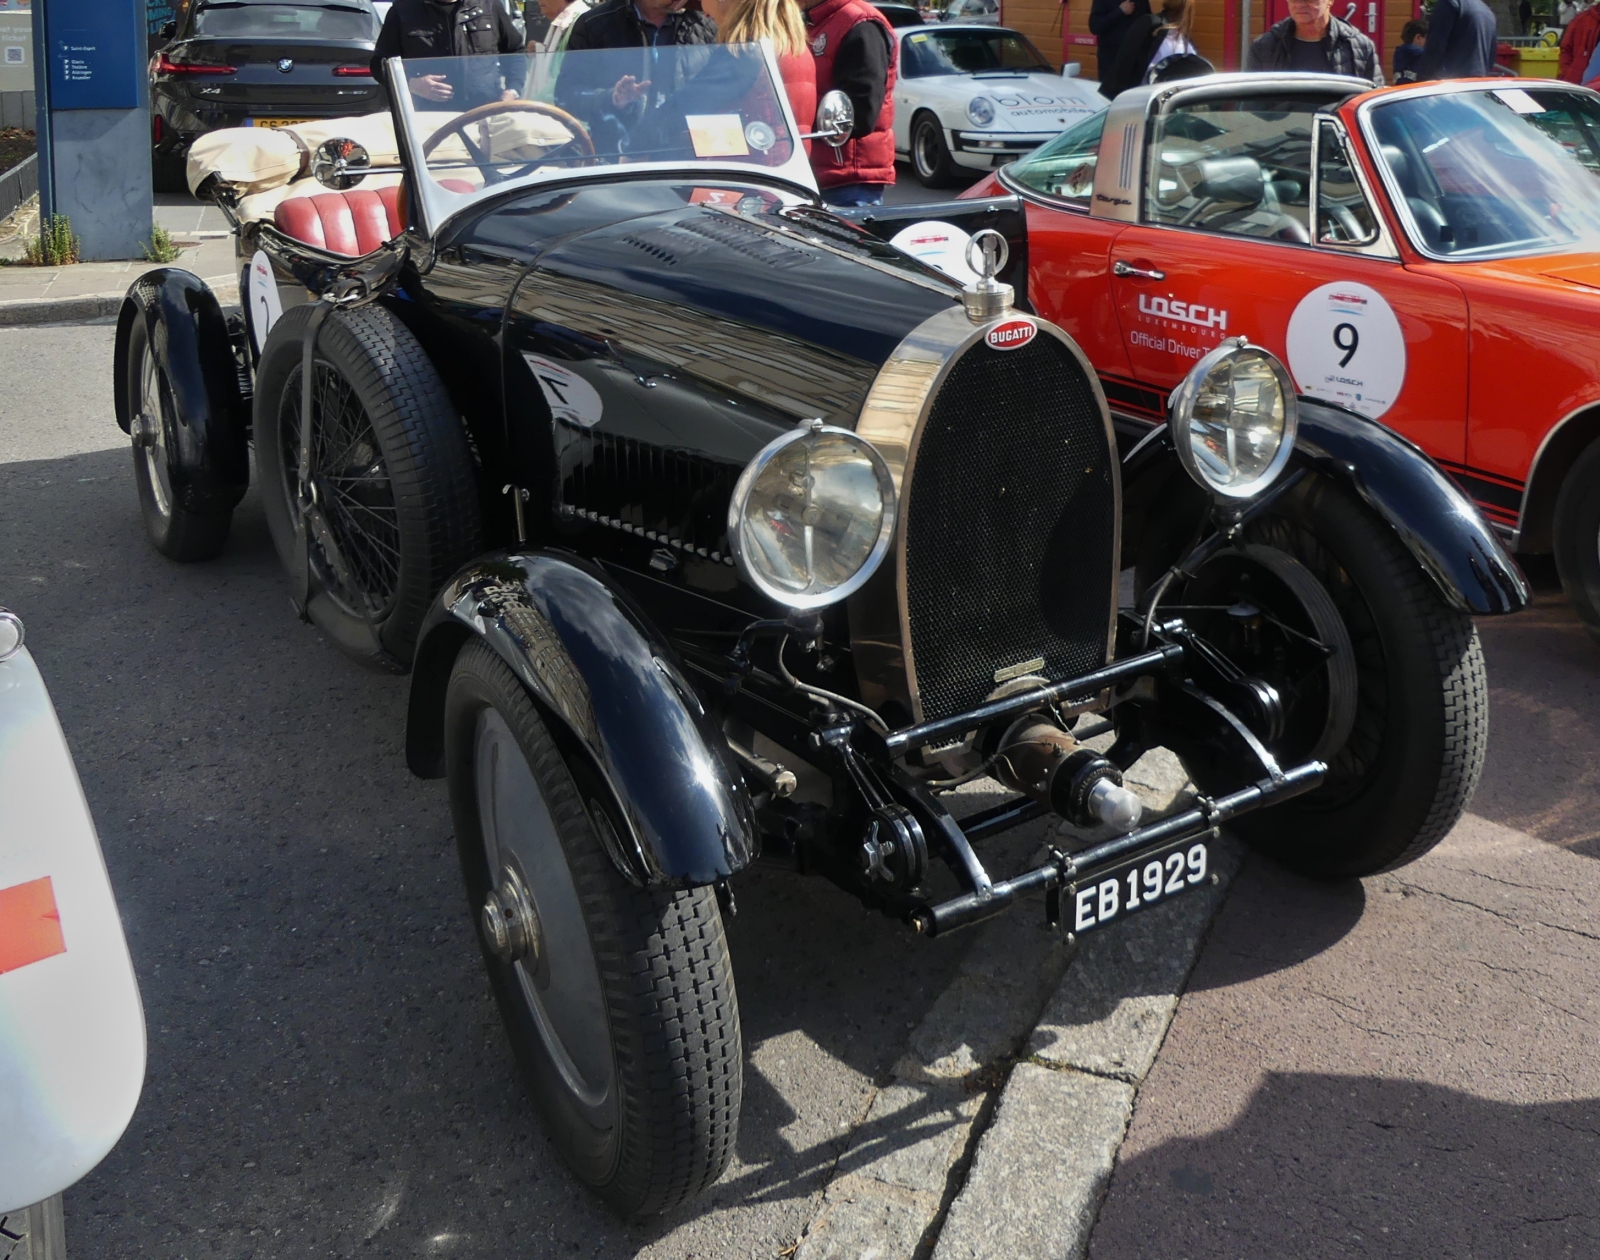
[407, 551, 758, 889]
[113, 269, 250, 515]
[1122, 399, 1531, 617]
[1516, 400, 1600, 555]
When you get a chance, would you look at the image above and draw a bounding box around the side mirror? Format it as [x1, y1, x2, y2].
[311, 137, 371, 190]
[803, 90, 855, 149]
[1062, 62, 1080, 77]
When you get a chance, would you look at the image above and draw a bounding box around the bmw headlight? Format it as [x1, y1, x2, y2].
[1167, 339, 1298, 499]
[728, 420, 896, 609]
[966, 96, 996, 127]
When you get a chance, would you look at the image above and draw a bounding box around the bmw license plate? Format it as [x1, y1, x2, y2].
[246, 117, 313, 129]
[1068, 839, 1211, 935]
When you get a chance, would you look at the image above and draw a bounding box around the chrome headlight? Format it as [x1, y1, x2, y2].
[966, 96, 995, 127]
[0, 608, 22, 662]
[728, 421, 896, 609]
[1168, 339, 1298, 499]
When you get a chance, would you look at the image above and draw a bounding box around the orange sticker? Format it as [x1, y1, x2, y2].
[0, 878, 67, 975]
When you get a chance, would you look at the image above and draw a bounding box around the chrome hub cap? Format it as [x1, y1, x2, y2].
[137, 341, 175, 520]
[481, 865, 541, 964]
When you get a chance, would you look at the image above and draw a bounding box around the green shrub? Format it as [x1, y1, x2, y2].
[23, 213, 80, 266]
[142, 224, 182, 264]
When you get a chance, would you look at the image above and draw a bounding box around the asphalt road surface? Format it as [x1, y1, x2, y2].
[2, 167, 981, 1260]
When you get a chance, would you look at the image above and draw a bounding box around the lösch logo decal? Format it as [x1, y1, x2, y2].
[1137, 294, 1228, 331]
[986, 319, 1037, 351]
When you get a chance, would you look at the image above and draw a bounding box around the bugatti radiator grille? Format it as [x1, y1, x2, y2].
[902, 334, 1116, 723]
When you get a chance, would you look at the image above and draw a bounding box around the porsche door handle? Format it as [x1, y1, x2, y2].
[1113, 260, 1167, 281]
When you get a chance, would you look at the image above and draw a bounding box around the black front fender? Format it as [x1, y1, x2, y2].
[407, 552, 757, 888]
[1124, 400, 1531, 616]
[114, 268, 249, 515]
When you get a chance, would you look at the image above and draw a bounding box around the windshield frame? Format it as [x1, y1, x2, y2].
[386, 44, 818, 238]
[1356, 80, 1600, 263]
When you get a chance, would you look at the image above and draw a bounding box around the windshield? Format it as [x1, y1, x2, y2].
[396, 47, 803, 198]
[900, 30, 1051, 77]
[193, 2, 377, 40]
[1368, 86, 1600, 260]
[1006, 109, 1105, 202]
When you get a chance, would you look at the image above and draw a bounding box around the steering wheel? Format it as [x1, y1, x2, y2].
[421, 99, 596, 183]
[1319, 202, 1368, 243]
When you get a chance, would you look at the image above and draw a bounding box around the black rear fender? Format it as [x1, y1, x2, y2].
[1124, 399, 1531, 616]
[114, 268, 250, 513]
[408, 552, 758, 888]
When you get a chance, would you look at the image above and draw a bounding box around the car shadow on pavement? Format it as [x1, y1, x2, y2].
[1471, 555, 1600, 860]
[1, 445, 979, 1257]
[1087, 1070, 1600, 1259]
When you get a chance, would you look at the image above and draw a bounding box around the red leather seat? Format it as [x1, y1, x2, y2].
[273, 179, 478, 254]
[275, 185, 404, 256]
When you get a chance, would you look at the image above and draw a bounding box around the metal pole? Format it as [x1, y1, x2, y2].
[1237, 0, 1253, 71]
[27, 0, 51, 221]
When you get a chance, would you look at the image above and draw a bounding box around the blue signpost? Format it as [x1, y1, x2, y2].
[31, 0, 152, 260]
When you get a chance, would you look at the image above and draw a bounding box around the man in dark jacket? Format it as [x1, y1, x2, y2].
[1088, 0, 1150, 83]
[554, 0, 717, 141]
[1415, 0, 1498, 78]
[1246, 0, 1383, 81]
[371, 0, 526, 99]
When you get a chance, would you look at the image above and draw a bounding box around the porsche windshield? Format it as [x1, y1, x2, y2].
[900, 30, 1052, 77]
[395, 47, 801, 190]
[1368, 86, 1600, 259]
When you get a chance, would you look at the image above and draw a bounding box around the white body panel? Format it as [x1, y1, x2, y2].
[0, 646, 146, 1213]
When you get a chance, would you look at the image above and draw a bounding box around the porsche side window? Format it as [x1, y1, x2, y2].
[1145, 98, 1322, 244]
[1007, 110, 1105, 207]
[1314, 120, 1379, 247]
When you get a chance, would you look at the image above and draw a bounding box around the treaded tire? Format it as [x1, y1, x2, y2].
[1186, 476, 1488, 877]
[445, 641, 742, 1217]
[911, 113, 960, 188]
[1552, 435, 1600, 645]
[125, 312, 233, 561]
[254, 301, 481, 667]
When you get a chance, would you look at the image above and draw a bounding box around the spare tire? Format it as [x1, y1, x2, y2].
[254, 302, 482, 668]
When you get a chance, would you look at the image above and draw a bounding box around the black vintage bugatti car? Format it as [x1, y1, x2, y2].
[111, 44, 1528, 1216]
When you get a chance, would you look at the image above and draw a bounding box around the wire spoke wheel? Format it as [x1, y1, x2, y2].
[279, 362, 400, 622]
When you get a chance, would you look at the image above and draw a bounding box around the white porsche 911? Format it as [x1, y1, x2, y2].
[893, 24, 1106, 187]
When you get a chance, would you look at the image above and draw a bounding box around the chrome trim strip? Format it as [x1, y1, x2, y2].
[848, 306, 1121, 728]
[1311, 115, 1400, 260]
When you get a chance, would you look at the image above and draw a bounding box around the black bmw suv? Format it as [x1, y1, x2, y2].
[150, 0, 383, 193]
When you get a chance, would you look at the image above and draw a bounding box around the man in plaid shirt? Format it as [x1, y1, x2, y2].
[1247, 0, 1383, 82]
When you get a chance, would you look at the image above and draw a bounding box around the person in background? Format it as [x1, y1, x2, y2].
[1520, 0, 1534, 33]
[371, 0, 527, 98]
[1392, 18, 1427, 80]
[801, 0, 896, 206]
[1414, 0, 1497, 78]
[1246, 0, 1382, 80]
[701, 0, 816, 148]
[524, 0, 593, 97]
[1583, 25, 1600, 81]
[1560, 0, 1600, 80]
[1089, 0, 1151, 84]
[556, 0, 717, 135]
[1100, 0, 1195, 97]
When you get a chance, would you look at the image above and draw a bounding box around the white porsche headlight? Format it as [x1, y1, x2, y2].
[728, 421, 896, 609]
[966, 96, 996, 127]
[1168, 340, 1298, 499]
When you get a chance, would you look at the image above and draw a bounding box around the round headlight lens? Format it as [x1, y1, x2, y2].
[729, 422, 897, 609]
[1169, 342, 1298, 499]
[966, 96, 995, 127]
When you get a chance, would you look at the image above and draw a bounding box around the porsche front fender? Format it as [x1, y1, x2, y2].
[407, 552, 757, 888]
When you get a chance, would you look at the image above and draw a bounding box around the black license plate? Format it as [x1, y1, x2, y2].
[1069, 839, 1211, 934]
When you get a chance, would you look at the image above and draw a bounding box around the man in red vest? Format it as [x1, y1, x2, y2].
[801, 0, 897, 206]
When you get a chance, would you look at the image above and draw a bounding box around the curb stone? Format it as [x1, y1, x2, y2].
[930, 837, 1244, 1260]
[792, 748, 1206, 1260]
[0, 279, 239, 327]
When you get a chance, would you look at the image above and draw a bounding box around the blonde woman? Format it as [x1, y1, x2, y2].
[701, 0, 817, 150]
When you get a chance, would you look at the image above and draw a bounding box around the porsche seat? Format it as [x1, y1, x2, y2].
[273, 178, 478, 255]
